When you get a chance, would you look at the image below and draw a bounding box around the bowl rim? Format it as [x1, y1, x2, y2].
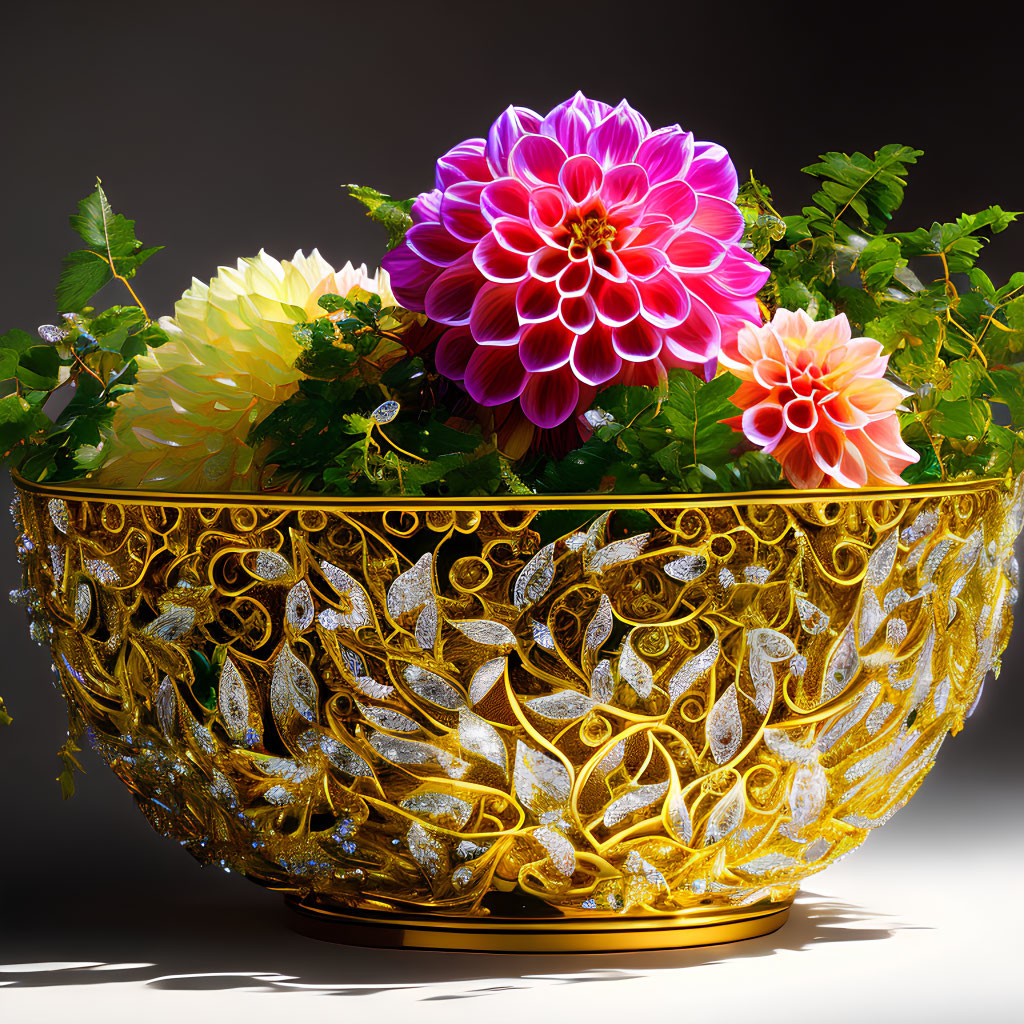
[9, 470, 1009, 513]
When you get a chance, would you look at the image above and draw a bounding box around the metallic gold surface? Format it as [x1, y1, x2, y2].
[285, 898, 792, 953]
[10, 475, 1023, 949]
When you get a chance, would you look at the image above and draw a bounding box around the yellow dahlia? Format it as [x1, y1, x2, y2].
[93, 250, 392, 491]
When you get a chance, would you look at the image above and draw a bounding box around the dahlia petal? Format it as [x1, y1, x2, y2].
[601, 163, 650, 208]
[586, 100, 648, 168]
[687, 141, 739, 201]
[591, 247, 628, 283]
[841, 379, 903, 419]
[436, 138, 490, 191]
[424, 253, 484, 326]
[774, 435, 826, 490]
[464, 345, 528, 405]
[751, 358, 790, 389]
[519, 365, 581, 428]
[556, 259, 592, 297]
[529, 246, 572, 282]
[856, 438, 911, 486]
[689, 194, 745, 243]
[470, 281, 522, 344]
[741, 403, 786, 448]
[704, 245, 771, 298]
[559, 294, 597, 334]
[411, 189, 443, 224]
[509, 134, 568, 188]
[643, 179, 698, 224]
[663, 292, 722, 362]
[636, 270, 691, 328]
[540, 101, 592, 155]
[486, 106, 543, 177]
[473, 233, 529, 284]
[862, 416, 920, 462]
[783, 397, 818, 433]
[480, 178, 530, 222]
[405, 221, 472, 268]
[806, 312, 853, 351]
[558, 153, 604, 204]
[634, 126, 695, 184]
[519, 321, 575, 372]
[491, 217, 545, 255]
[618, 246, 669, 282]
[612, 317, 664, 362]
[529, 187, 569, 232]
[562, 92, 615, 129]
[667, 229, 728, 274]
[626, 213, 677, 249]
[440, 181, 488, 243]
[593, 278, 641, 327]
[516, 276, 560, 323]
[570, 323, 622, 386]
[615, 357, 667, 387]
[381, 244, 443, 311]
[435, 326, 477, 381]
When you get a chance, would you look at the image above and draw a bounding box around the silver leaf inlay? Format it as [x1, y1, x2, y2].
[285, 580, 315, 631]
[668, 637, 719, 701]
[584, 594, 613, 653]
[525, 691, 595, 720]
[356, 701, 419, 733]
[270, 644, 318, 727]
[513, 543, 556, 608]
[588, 533, 650, 574]
[218, 657, 250, 742]
[469, 657, 506, 705]
[602, 780, 669, 828]
[664, 554, 708, 582]
[618, 636, 654, 699]
[704, 782, 746, 845]
[404, 664, 466, 710]
[387, 553, 433, 619]
[452, 619, 516, 646]
[458, 710, 507, 775]
[707, 683, 743, 764]
[534, 826, 576, 877]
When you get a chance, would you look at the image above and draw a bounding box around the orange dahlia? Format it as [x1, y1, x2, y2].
[719, 308, 919, 488]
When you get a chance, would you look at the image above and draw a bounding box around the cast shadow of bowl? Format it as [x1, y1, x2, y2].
[0, 885, 912, 998]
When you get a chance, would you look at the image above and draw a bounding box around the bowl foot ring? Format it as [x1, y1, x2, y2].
[285, 898, 792, 954]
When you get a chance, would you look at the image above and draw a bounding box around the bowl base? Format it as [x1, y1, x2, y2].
[285, 898, 792, 954]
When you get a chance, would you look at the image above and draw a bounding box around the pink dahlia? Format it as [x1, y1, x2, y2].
[381, 92, 769, 434]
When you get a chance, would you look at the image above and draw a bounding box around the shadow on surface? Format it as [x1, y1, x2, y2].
[0, 885, 912, 997]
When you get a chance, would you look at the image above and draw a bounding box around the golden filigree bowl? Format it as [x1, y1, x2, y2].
[10, 476, 1023, 952]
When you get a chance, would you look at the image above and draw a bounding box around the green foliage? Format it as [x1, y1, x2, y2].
[347, 184, 415, 251]
[1, 183, 167, 481]
[250, 287, 507, 496]
[523, 370, 783, 495]
[57, 182, 162, 312]
[753, 145, 1024, 482]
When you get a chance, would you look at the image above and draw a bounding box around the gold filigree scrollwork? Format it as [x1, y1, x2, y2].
[10, 477, 1023, 921]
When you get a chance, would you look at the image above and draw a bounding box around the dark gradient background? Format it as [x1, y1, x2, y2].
[0, 2, 1022, 1015]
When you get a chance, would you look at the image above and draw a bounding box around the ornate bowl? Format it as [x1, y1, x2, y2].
[10, 476, 1022, 953]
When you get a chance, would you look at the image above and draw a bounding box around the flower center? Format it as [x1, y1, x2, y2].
[567, 214, 617, 254]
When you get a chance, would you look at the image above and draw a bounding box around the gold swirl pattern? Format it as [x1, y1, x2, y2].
[11, 478, 1023, 927]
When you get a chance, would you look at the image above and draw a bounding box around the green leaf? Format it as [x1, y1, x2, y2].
[347, 184, 415, 250]
[56, 249, 112, 312]
[660, 372, 742, 472]
[801, 145, 923, 232]
[69, 183, 140, 257]
[16, 345, 61, 390]
[1, 329, 37, 355]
